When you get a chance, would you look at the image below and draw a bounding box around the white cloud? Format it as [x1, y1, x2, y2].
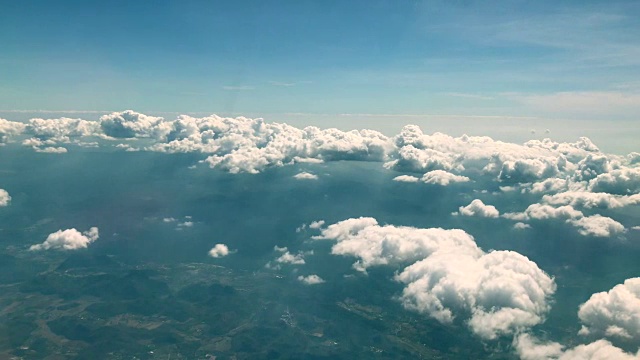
[514, 222, 532, 230]
[589, 167, 640, 195]
[578, 277, 640, 341]
[297, 274, 325, 285]
[393, 175, 420, 183]
[276, 251, 306, 265]
[177, 221, 194, 228]
[542, 191, 640, 209]
[567, 215, 625, 237]
[100, 110, 169, 139]
[514, 333, 640, 360]
[316, 218, 555, 339]
[309, 220, 325, 229]
[208, 243, 230, 258]
[314, 217, 482, 270]
[273, 245, 288, 252]
[421, 170, 470, 186]
[34, 146, 67, 153]
[29, 227, 99, 251]
[293, 172, 318, 180]
[0, 189, 10, 206]
[503, 204, 583, 222]
[529, 178, 570, 194]
[0, 118, 27, 144]
[396, 250, 556, 340]
[26, 117, 100, 141]
[457, 199, 499, 218]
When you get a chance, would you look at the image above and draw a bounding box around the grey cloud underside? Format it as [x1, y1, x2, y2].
[1, 110, 639, 238]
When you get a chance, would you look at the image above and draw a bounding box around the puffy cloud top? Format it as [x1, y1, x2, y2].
[421, 170, 470, 186]
[293, 172, 318, 180]
[29, 227, 99, 251]
[457, 199, 500, 218]
[297, 274, 325, 285]
[317, 217, 556, 339]
[0, 189, 10, 206]
[578, 277, 640, 342]
[514, 333, 640, 360]
[208, 243, 230, 258]
[100, 110, 169, 139]
[0, 118, 27, 144]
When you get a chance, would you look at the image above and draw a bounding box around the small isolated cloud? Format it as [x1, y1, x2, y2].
[177, 221, 194, 228]
[276, 251, 306, 265]
[0, 189, 10, 206]
[578, 277, 640, 341]
[293, 172, 318, 180]
[30, 227, 99, 251]
[163, 217, 176, 223]
[421, 170, 470, 186]
[514, 222, 532, 230]
[208, 243, 230, 258]
[393, 175, 420, 183]
[513, 333, 639, 360]
[457, 199, 500, 218]
[297, 274, 325, 285]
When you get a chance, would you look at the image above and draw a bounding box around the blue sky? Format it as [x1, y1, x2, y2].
[1, 0, 640, 122]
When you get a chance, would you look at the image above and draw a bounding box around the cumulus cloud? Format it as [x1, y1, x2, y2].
[589, 166, 640, 195]
[29, 227, 99, 251]
[208, 243, 230, 258]
[514, 333, 640, 360]
[567, 215, 625, 237]
[100, 110, 169, 139]
[503, 203, 624, 237]
[543, 191, 640, 209]
[0, 189, 10, 206]
[514, 222, 532, 230]
[421, 170, 470, 185]
[457, 199, 500, 218]
[35, 146, 68, 153]
[297, 274, 325, 285]
[316, 218, 556, 339]
[26, 117, 100, 142]
[308, 220, 325, 229]
[276, 251, 306, 265]
[0, 118, 27, 144]
[293, 172, 318, 180]
[529, 178, 570, 194]
[383, 125, 597, 185]
[503, 204, 583, 222]
[393, 175, 420, 183]
[578, 277, 640, 341]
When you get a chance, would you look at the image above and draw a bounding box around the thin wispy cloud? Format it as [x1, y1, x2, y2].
[441, 92, 494, 100]
[222, 85, 255, 91]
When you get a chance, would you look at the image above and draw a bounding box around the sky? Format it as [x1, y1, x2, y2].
[2, 0, 640, 125]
